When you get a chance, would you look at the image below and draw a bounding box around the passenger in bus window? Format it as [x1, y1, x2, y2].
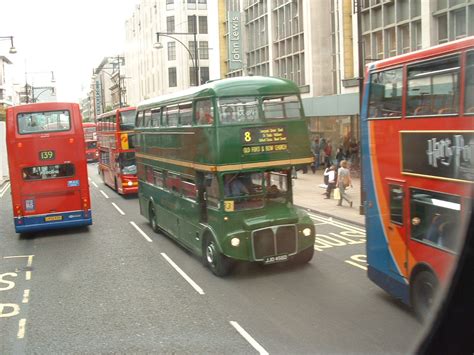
[197, 101, 214, 125]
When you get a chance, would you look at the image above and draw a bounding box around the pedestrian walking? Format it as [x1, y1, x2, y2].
[337, 160, 353, 207]
[335, 147, 345, 168]
[310, 138, 320, 173]
[324, 164, 337, 199]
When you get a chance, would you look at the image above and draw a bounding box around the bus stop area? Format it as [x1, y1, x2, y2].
[292, 168, 364, 227]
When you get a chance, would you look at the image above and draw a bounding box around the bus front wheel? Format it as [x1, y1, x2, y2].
[411, 270, 438, 322]
[294, 246, 314, 264]
[149, 205, 159, 233]
[203, 236, 232, 277]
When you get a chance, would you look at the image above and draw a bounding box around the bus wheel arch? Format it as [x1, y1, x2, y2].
[202, 231, 232, 277]
[148, 200, 159, 233]
[410, 263, 439, 322]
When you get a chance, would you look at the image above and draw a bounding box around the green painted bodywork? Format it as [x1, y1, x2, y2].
[135, 76, 316, 263]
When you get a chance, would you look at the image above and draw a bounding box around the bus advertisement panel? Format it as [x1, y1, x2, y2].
[83, 122, 98, 162]
[6, 102, 93, 233]
[97, 107, 137, 195]
[134, 76, 316, 276]
[361, 37, 473, 320]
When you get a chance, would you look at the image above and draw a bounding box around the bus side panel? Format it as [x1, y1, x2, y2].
[362, 86, 410, 305]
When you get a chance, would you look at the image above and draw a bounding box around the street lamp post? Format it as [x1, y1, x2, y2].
[24, 71, 55, 104]
[155, 23, 200, 86]
[355, 0, 365, 215]
[0, 36, 17, 54]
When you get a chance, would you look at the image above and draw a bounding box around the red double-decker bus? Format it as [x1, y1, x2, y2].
[6, 102, 93, 233]
[362, 37, 473, 320]
[97, 107, 137, 194]
[83, 122, 98, 162]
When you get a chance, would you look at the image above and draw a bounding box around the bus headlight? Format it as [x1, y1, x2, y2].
[302, 228, 312, 237]
[231, 237, 240, 247]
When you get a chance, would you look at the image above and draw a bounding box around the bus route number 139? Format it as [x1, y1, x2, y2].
[39, 150, 55, 161]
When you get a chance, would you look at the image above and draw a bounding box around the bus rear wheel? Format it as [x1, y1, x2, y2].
[411, 270, 438, 322]
[203, 236, 232, 277]
[149, 205, 159, 233]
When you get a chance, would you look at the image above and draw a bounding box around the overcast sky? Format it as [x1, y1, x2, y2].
[0, 0, 138, 102]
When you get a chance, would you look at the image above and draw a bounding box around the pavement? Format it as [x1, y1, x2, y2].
[292, 167, 365, 226]
[0, 168, 365, 227]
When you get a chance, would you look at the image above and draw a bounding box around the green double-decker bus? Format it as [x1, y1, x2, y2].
[134, 76, 316, 276]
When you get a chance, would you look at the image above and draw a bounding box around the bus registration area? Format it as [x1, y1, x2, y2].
[241, 126, 288, 155]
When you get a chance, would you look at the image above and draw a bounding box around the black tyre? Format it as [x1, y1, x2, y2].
[203, 236, 232, 277]
[149, 205, 159, 233]
[411, 270, 438, 322]
[294, 246, 314, 264]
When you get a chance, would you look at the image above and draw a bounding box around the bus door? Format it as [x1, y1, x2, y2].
[178, 177, 201, 254]
[386, 181, 408, 279]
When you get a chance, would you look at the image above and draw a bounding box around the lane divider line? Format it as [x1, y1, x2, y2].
[25, 271, 31, 281]
[130, 221, 152, 242]
[99, 190, 109, 199]
[229, 321, 269, 355]
[17, 319, 26, 339]
[22, 289, 30, 304]
[112, 202, 126, 216]
[0, 182, 10, 198]
[91, 181, 98, 188]
[344, 260, 368, 270]
[161, 252, 205, 295]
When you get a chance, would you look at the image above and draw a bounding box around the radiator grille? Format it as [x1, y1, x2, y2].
[252, 225, 297, 260]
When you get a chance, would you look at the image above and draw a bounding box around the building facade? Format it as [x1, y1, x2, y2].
[124, 0, 213, 105]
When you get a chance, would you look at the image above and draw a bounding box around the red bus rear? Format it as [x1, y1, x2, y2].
[97, 107, 137, 194]
[6, 102, 93, 233]
[83, 122, 98, 162]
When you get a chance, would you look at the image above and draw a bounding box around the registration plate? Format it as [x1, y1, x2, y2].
[45, 215, 63, 222]
[263, 254, 288, 265]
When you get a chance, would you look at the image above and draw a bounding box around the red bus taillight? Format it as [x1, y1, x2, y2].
[82, 198, 89, 210]
[15, 204, 23, 218]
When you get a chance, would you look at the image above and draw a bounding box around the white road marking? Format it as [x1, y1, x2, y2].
[22, 289, 30, 304]
[130, 221, 152, 242]
[112, 202, 125, 215]
[230, 321, 269, 355]
[25, 271, 31, 281]
[345, 254, 368, 270]
[3, 255, 35, 262]
[91, 181, 98, 188]
[99, 190, 109, 199]
[309, 213, 365, 233]
[161, 253, 205, 295]
[0, 182, 10, 198]
[345, 260, 368, 270]
[17, 319, 26, 339]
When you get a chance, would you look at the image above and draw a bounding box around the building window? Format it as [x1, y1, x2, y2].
[385, 27, 396, 57]
[452, 8, 467, 39]
[168, 67, 177, 87]
[412, 20, 422, 51]
[168, 42, 176, 61]
[200, 67, 209, 84]
[188, 15, 197, 33]
[398, 25, 410, 54]
[188, 40, 197, 58]
[438, 14, 448, 44]
[199, 41, 209, 59]
[167, 16, 175, 33]
[199, 16, 208, 34]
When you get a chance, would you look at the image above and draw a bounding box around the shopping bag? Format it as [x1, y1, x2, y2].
[333, 188, 341, 200]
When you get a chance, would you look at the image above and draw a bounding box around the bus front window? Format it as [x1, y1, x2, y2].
[118, 152, 136, 175]
[265, 171, 289, 201]
[120, 110, 136, 130]
[223, 172, 264, 210]
[218, 97, 259, 124]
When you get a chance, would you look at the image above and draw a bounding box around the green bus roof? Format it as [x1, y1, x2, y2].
[136, 76, 301, 110]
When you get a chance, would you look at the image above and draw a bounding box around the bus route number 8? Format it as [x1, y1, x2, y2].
[244, 131, 252, 143]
